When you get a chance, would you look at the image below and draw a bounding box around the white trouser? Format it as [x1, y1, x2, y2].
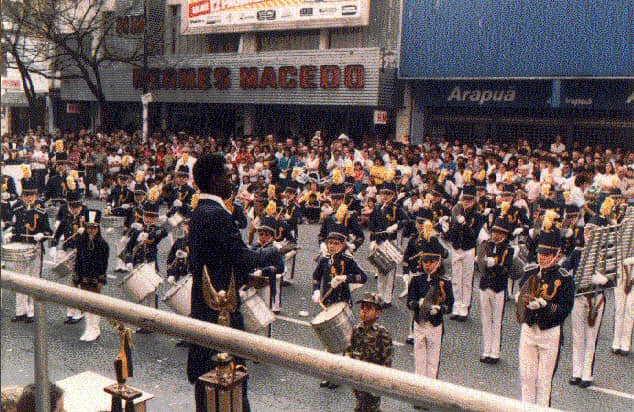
[273, 274, 283, 311]
[571, 295, 604, 381]
[67, 266, 83, 319]
[14, 247, 42, 317]
[519, 324, 560, 406]
[413, 321, 443, 379]
[80, 312, 101, 341]
[283, 251, 295, 282]
[479, 288, 505, 358]
[451, 248, 475, 316]
[612, 285, 633, 352]
[377, 269, 395, 304]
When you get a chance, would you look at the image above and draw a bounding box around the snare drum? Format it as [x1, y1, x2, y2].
[310, 302, 353, 353]
[121, 263, 163, 302]
[51, 249, 77, 279]
[241, 287, 276, 333]
[2, 242, 39, 274]
[101, 215, 125, 232]
[368, 241, 402, 274]
[162, 275, 192, 315]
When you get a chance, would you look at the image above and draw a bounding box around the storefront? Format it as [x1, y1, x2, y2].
[59, 48, 397, 140]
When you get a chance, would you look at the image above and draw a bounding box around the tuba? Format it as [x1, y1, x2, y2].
[515, 272, 541, 324]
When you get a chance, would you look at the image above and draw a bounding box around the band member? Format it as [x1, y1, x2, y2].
[476, 217, 514, 364]
[168, 165, 196, 217]
[442, 185, 484, 320]
[345, 292, 393, 412]
[166, 219, 191, 285]
[8, 177, 52, 322]
[108, 172, 134, 272]
[406, 237, 453, 385]
[312, 222, 367, 389]
[613, 255, 634, 356]
[252, 216, 285, 315]
[319, 176, 364, 255]
[517, 211, 574, 406]
[52, 183, 88, 324]
[187, 153, 282, 412]
[368, 181, 406, 307]
[74, 210, 109, 342]
[44, 151, 69, 202]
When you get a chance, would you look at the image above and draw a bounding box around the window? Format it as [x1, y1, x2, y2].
[169, 5, 179, 55]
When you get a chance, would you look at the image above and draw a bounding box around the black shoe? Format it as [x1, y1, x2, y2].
[621, 351, 630, 356]
[136, 328, 153, 334]
[611, 348, 622, 355]
[406, 337, 414, 345]
[11, 315, 26, 323]
[327, 382, 339, 390]
[64, 317, 73, 324]
[382, 302, 392, 309]
[320, 380, 330, 388]
[458, 315, 468, 322]
[282, 280, 293, 287]
[449, 314, 459, 320]
[579, 380, 592, 388]
[25, 317, 34, 324]
[569, 377, 581, 386]
[67, 317, 83, 325]
[175, 340, 188, 347]
[488, 357, 499, 364]
[479, 356, 488, 364]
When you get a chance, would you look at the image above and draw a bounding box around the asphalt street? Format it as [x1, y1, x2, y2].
[2, 201, 633, 411]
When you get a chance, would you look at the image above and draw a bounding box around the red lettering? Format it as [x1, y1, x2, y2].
[213, 67, 231, 90]
[344, 65, 364, 89]
[299, 65, 317, 89]
[197, 68, 212, 90]
[147, 69, 161, 90]
[320, 65, 340, 89]
[240, 67, 259, 89]
[177, 69, 196, 89]
[279, 66, 297, 88]
[162, 69, 177, 89]
[259, 66, 277, 89]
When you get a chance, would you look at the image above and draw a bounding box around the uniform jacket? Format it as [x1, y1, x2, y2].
[312, 253, 367, 306]
[44, 173, 66, 200]
[368, 202, 407, 243]
[318, 212, 365, 249]
[53, 204, 89, 250]
[446, 208, 484, 251]
[12, 201, 52, 247]
[74, 232, 109, 287]
[124, 224, 168, 268]
[477, 240, 514, 293]
[407, 269, 454, 327]
[108, 184, 134, 208]
[167, 237, 190, 282]
[519, 264, 574, 330]
[403, 235, 449, 274]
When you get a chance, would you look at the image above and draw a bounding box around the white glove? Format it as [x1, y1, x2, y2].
[430, 305, 441, 315]
[418, 298, 425, 308]
[483, 208, 491, 216]
[591, 272, 609, 286]
[312, 290, 321, 304]
[330, 275, 346, 289]
[319, 242, 328, 256]
[535, 297, 547, 308]
[346, 241, 356, 252]
[439, 216, 449, 224]
[512, 227, 523, 237]
[173, 199, 183, 208]
[386, 224, 398, 234]
[1, 192, 9, 200]
[158, 215, 168, 223]
[175, 249, 187, 259]
[126, 263, 133, 271]
[441, 222, 449, 233]
[33, 233, 45, 242]
[77, 227, 85, 235]
[369, 241, 377, 251]
[49, 247, 58, 259]
[563, 228, 573, 238]
[273, 241, 284, 250]
[131, 222, 143, 231]
[121, 203, 131, 209]
[167, 276, 176, 284]
[137, 232, 149, 242]
[397, 192, 406, 200]
[624, 257, 634, 267]
[486, 257, 497, 268]
[239, 288, 249, 301]
[528, 228, 536, 239]
[253, 269, 263, 278]
[456, 215, 465, 224]
[526, 299, 541, 310]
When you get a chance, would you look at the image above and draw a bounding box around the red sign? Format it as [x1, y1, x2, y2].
[373, 110, 388, 125]
[66, 103, 81, 114]
[132, 65, 365, 91]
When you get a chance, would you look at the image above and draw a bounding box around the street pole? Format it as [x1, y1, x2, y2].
[141, 0, 149, 143]
[34, 248, 49, 412]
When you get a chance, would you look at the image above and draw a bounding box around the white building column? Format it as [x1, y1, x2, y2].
[319, 29, 330, 50]
[242, 104, 256, 136]
[239, 33, 257, 54]
[395, 82, 412, 144]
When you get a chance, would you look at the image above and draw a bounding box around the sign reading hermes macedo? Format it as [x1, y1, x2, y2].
[184, 0, 370, 34]
[132, 65, 365, 90]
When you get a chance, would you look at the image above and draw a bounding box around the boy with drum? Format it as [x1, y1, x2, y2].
[312, 222, 367, 389]
[345, 292, 393, 412]
[250, 216, 285, 317]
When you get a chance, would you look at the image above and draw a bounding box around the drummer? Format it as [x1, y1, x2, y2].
[108, 172, 134, 272]
[250, 216, 285, 317]
[168, 165, 196, 218]
[406, 234, 453, 389]
[311, 222, 367, 389]
[8, 177, 52, 323]
[52, 183, 89, 325]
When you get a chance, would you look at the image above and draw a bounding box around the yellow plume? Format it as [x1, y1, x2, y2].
[292, 167, 301, 179]
[385, 168, 396, 183]
[182, 153, 189, 163]
[600, 197, 614, 218]
[541, 183, 551, 197]
[2, 183, 7, 192]
[69, 170, 79, 180]
[147, 185, 161, 203]
[267, 184, 276, 200]
[66, 175, 76, 191]
[265, 201, 277, 217]
[335, 203, 348, 223]
[344, 165, 353, 176]
[500, 201, 511, 216]
[542, 209, 559, 231]
[333, 169, 343, 185]
[21, 165, 31, 179]
[476, 170, 486, 181]
[55, 140, 64, 152]
[423, 220, 433, 241]
[135, 170, 145, 184]
[463, 170, 472, 183]
[563, 191, 571, 204]
[121, 155, 132, 167]
[191, 192, 200, 209]
[504, 171, 514, 183]
[610, 175, 619, 188]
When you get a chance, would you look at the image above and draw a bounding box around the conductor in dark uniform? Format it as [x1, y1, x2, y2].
[187, 153, 281, 412]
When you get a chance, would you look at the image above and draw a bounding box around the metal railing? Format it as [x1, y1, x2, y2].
[1, 270, 557, 412]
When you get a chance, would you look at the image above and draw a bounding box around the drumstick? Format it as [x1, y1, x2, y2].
[318, 287, 337, 310]
[21, 234, 54, 239]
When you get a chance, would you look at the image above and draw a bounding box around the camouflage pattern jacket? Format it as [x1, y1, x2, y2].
[346, 322, 393, 367]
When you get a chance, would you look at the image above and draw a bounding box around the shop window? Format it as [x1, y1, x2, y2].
[168, 5, 179, 55]
[256, 30, 319, 52]
[207, 33, 240, 53]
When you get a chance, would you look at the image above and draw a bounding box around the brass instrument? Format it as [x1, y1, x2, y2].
[586, 294, 605, 328]
[419, 279, 446, 323]
[516, 271, 562, 324]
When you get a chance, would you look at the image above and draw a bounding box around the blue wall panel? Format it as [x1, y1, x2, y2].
[400, 0, 633, 78]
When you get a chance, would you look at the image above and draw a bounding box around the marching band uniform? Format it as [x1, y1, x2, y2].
[252, 216, 285, 316]
[407, 238, 453, 381]
[44, 153, 69, 203]
[319, 183, 365, 253]
[477, 217, 514, 363]
[75, 210, 109, 342]
[443, 185, 484, 320]
[167, 232, 190, 284]
[108, 173, 134, 272]
[168, 166, 196, 218]
[8, 178, 52, 322]
[52, 188, 89, 324]
[518, 226, 574, 406]
[368, 182, 406, 306]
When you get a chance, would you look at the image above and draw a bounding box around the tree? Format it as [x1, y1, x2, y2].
[5, 0, 158, 130]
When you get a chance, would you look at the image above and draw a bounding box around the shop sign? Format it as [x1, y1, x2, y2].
[1, 79, 21, 90]
[132, 65, 365, 91]
[66, 103, 81, 114]
[560, 79, 634, 110]
[373, 110, 388, 125]
[416, 81, 551, 108]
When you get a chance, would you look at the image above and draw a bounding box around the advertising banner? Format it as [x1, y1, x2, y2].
[560, 79, 634, 110]
[183, 0, 370, 34]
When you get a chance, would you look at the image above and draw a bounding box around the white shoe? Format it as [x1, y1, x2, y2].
[82, 314, 101, 342]
[272, 302, 281, 314]
[399, 289, 409, 298]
